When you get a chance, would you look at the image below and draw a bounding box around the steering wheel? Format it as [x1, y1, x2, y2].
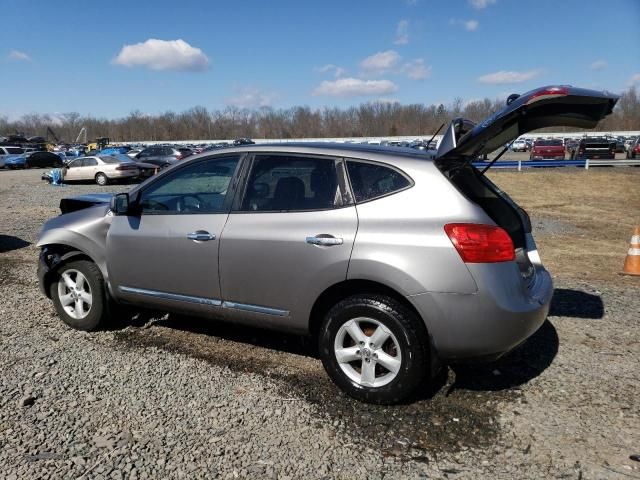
[178, 194, 205, 212]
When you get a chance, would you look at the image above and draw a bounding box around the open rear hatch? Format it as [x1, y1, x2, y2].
[434, 85, 618, 283]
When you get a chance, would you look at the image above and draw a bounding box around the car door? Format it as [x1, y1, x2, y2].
[63, 159, 83, 180]
[106, 154, 243, 315]
[80, 157, 98, 180]
[219, 153, 357, 332]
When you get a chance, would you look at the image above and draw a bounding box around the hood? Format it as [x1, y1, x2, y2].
[59, 193, 114, 215]
[436, 85, 619, 160]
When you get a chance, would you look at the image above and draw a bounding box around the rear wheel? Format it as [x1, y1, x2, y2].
[95, 172, 108, 185]
[50, 260, 108, 331]
[319, 294, 429, 404]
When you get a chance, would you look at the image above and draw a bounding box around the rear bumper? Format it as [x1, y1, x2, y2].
[109, 170, 139, 179]
[409, 262, 553, 361]
[530, 154, 565, 160]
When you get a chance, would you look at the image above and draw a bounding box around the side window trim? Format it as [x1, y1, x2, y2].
[135, 153, 246, 216]
[344, 158, 414, 204]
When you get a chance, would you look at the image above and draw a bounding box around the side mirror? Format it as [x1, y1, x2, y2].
[110, 193, 130, 216]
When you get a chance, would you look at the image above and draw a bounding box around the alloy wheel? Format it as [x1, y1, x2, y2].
[333, 317, 402, 388]
[57, 269, 92, 319]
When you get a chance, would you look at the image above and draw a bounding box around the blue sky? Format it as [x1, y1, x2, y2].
[1, 0, 639, 119]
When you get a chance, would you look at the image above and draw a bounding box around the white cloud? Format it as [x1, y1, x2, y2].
[315, 64, 346, 78]
[112, 39, 209, 71]
[449, 18, 479, 31]
[590, 59, 608, 71]
[477, 69, 542, 84]
[403, 59, 432, 80]
[313, 78, 398, 97]
[628, 73, 640, 86]
[360, 50, 401, 73]
[8, 50, 31, 61]
[394, 20, 409, 45]
[469, 0, 496, 9]
[464, 19, 479, 31]
[225, 87, 276, 108]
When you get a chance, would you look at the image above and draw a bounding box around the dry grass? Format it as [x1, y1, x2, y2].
[487, 168, 640, 286]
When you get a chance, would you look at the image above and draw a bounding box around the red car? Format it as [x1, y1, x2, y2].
[530, 139, 565, 160]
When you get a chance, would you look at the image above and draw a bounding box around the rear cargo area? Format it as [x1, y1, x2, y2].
[436, 161, 535, 280]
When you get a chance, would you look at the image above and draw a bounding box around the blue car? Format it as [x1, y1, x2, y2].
[4, 154, 28, 168]
[98, 146, 130, 155]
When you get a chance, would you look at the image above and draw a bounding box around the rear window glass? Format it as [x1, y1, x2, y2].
[99, 156, 121, 164]
[535, 140, 563, 146]
[346, 161, 411, 203]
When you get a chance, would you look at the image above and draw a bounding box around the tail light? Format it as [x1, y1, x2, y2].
[176, 153, 183, 160]
[444, 223, 515, 263]
[116, 165, 138, 171]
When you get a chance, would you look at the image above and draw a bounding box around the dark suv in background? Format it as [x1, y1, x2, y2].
[135, 146, 191, 168]
[570, 137, 616, 159]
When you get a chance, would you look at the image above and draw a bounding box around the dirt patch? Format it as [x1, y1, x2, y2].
[0, 255, 29, 287]
[113, 315, 514, 458]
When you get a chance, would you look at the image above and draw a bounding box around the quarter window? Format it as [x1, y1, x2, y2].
[346, 161, 411, 203]
[241, 155, 348, 212]
[139, 156, 240, 214]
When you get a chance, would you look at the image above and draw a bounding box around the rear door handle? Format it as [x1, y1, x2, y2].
[187, 231, 216, 242]
[306, 235, 343, 246]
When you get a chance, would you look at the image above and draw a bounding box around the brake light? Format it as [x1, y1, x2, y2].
[444, 223, 515, 263]
[116, 165, 137, 171]
[176, 153, 183, 160]
[525, 86, 570, 105]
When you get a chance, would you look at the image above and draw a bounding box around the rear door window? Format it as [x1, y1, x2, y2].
[6, 147, 23, 154]
[240, 155, 350, 212]
[346, 161, 412, 203]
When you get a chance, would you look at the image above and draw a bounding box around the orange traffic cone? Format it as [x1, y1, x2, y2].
[621, 227, 640, 276]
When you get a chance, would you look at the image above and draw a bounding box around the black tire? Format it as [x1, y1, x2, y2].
[24, 161, 30, 169]
[318, 294, 429, 404]
[50, 259, 108, 331]
[95, 172, 108, 186]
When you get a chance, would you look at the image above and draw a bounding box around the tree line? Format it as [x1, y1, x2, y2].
[2, 87, 638, 143]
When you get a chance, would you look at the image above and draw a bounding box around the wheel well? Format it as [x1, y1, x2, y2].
[41, 245, 95, 297]
[308, 279, 424, 340]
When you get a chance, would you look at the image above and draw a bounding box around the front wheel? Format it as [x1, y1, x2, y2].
[319, 294, 429, 404]
[50, 260, 108, 331]
[95, 172, 108, 185]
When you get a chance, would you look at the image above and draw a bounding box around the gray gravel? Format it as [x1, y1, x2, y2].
[0, 169, 638, 479]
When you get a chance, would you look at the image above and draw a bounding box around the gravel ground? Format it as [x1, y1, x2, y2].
[0, 169, 638, 479]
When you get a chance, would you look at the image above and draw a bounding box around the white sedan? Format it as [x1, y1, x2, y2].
[63, 156, 140, 185]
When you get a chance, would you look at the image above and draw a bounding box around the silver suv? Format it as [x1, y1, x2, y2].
[37, 86, 617, 404]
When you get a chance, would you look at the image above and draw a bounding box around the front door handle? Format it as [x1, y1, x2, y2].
[306, 235, 343, 246]
[187, 231, 216, 242]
